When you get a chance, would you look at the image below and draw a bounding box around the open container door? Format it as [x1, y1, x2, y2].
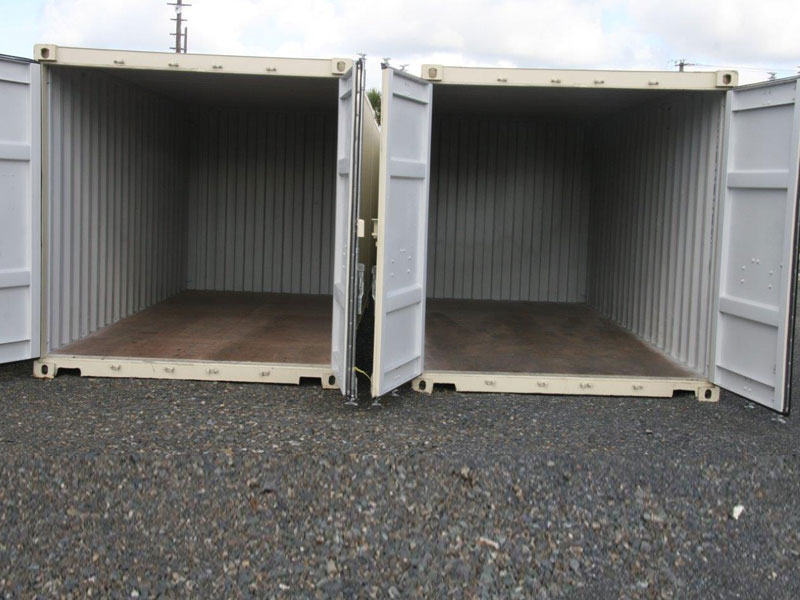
[0, 56, 41, 364]
[371, 67, 433, 397]
[713, 77, 800, 413]
[331, 59, 364, 401]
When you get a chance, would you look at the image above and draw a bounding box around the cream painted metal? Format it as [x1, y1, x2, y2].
[35, 44, 352, 78]
[421, 64, 738, 90]
[412, 372, 719, 402]
[371, 64, 800, 412]
[0, 45, 376, 394]
[34, 355, 338, 388]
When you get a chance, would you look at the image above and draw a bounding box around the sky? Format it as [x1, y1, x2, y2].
[1, 0, 798, 89]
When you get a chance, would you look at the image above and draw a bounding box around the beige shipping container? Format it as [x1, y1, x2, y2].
[0, 46, 379, 401]
[370, 64, 800, 413]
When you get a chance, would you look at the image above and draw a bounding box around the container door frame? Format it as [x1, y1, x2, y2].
[0, 55, 41, 365]
[331, 60, 364, 401]
[371, 67, 433, 397]
[712, 77, 800, 413]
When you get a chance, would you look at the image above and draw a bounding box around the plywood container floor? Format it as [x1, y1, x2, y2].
[58, 291, 332, 364]
[425, 299, 692, 377]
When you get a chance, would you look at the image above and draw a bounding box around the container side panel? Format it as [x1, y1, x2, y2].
[586, 92, 723, 375]
[0, 58, 40, 363]
[427, 115, 590, 302]
[185, 107, 337, 295]
[713, 80, 800, 412]
[47, 67, 188, 352]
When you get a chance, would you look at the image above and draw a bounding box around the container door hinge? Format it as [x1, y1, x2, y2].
[357, 218, 365, 238]
[371, 218, 378, 240]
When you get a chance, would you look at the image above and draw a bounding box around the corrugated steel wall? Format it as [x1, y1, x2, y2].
[47, 67, 188, 352]
[427, 116, 591, 301]
[186, 108, 337, 294]
[587, 93, 724, 374]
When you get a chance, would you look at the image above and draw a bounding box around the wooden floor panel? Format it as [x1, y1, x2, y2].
[59, 291, 332, 364]
[425, 299, 692, 377]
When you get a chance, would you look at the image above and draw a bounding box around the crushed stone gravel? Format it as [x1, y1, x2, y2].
[1, 358, 799, 598]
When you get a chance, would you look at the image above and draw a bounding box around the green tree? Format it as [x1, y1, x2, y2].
[367, 88, 381, 125]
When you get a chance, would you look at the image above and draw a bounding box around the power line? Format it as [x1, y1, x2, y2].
[676, 60, 798, 73]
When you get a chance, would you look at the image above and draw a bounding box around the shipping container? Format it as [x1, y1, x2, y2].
[0, 46, 379, 401]
[371, 65, 800, 413]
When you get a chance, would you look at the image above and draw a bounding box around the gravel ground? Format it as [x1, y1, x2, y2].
[1, 358, 799, 599]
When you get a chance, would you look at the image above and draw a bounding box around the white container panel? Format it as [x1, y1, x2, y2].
[47, 67, 188, 352]
[0, 56, 40, 363]
[587, 92, 724, 374]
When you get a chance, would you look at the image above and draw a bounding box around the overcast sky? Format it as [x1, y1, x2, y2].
[2, 0, 798, 88]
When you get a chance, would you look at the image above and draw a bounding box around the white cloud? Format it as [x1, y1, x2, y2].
[627, 0, 799, 64]
[37, 0, 800, 87]
[41, 0, 172, 50]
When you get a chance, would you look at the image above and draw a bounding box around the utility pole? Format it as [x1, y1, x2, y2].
[168, 0, 191, 53]
[675, 59, 693, 72]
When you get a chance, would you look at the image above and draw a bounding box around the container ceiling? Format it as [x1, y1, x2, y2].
[81, 66, 339, 111]
[432, 84, 718, 117]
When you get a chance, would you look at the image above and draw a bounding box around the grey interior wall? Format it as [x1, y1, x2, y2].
[587, 92, 724, 374]
[186, 108, 337, 295]
[427, 115, 591, 301]
[47, 67, 188, 352]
